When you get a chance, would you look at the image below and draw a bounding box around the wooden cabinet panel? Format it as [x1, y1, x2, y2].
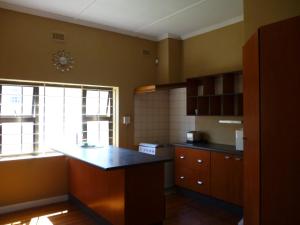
[211, 152, 243, 206]
[188, 174, 210, 195]
[69, 158, 165, 225]
[175, 147, 243, 205]
[175, 167, 191, 189]
[243, 31, 260, 225]
[175, 147, 211, 195]
[243, 16, 300, 225]
[175, 147, 210, 169]
[211, 152, 232, 203]
[231, 156, 243, 206]
[188, 148, 210, 174]
[69, 158, 125, 225]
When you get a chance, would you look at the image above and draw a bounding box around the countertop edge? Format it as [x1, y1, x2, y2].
[173, 143, 243, 156]
[53, 147, 171, 171]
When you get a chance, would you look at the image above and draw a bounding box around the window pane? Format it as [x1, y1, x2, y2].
[99, 91, 110, 116]
[86, 90, 99, 115]
[1, 86, 22, 115]
[1, 122, 33, 154]
[64, 88, 82, 145]
[87, 121, 109, 146]
[22, 87, 34, 115]
[22, 123, 34, 153]
[0, 83, 114, 156]
[0, 86, 33, 116]
[43, 87, 64, 145]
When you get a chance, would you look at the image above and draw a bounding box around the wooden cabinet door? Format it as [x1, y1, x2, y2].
[243, 32, 260, 225]
[231, 155, 243, 206]
[211, 152, 232, 203]
[211, 152, 243, 206]
[175, 147, 211, 195]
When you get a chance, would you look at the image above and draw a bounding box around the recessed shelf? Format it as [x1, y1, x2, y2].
[186, 71, 243, 116]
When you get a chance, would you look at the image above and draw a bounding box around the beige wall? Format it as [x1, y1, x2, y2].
[0, 8, 157, 205]
[244, 0, 300, 40]
[195, 117, 243, 145]
[182, 22, 244, 145]
[0, 156, 67, 206]
[157, 39, 169, 84]
[157, 38, 182, 84]
[0, 8, 158, 148]
[182, 22, 243, 79]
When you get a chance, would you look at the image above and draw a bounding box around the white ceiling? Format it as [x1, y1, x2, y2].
[0, 0, 243, 41]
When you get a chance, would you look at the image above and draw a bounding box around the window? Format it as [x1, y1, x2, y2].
[0, 82, 115, 156]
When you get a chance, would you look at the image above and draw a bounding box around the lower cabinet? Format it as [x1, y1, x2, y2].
[175, 147, 243, 206]
[175, 147, 211, 195]
[211, 152, 243, 206]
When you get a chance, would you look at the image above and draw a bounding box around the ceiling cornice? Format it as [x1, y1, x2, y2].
[0, 2, 243, 42]
[157, 33, 181, 41]
[0, 2, 158, 41]
[181, 15, 244, 40]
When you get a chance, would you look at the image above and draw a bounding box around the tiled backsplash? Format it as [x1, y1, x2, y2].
[169, 88, 195, 143]
[134, 88, 242, 146]
[134, 90, 169, 144]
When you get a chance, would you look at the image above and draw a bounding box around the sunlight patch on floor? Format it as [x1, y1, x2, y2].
[4, 210, 68, 225]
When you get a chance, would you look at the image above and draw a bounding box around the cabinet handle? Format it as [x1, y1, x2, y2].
[197, 180, 203, 185]
[197, 159, 203, 164]
[180, 156, 185, 159]
[235, 157, 242, 161]
[225, 155, 231, 159]
[180, 176, 185, 180]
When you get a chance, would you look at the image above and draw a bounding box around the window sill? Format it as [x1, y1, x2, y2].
[0, 152, 64, 162]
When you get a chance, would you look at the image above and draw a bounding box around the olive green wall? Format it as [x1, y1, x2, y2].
[244, 0, 300, 40]
[182, 22, 244, 79]
[181, 22, 244, 145]
[157, 38, 182, 84]
[0, 8, 157, 206]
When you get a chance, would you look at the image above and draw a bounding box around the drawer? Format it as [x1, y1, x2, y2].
[175, 168, 190, 189]
[175, 148, 190, 165]
[175, 168, 210, 195]
[175, 147, 210, 171]
[189, 174, 210, 195]
[189, 148, 210, 171]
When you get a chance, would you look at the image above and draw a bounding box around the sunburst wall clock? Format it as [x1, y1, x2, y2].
[52, 50, 74, 72]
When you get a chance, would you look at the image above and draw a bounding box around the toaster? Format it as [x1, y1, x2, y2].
[186, 131, 203, 143]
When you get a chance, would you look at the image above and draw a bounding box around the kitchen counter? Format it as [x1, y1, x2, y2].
[52, 145, 166, 225]
[52, 145, 171, 170]
[173, 142, 243, 156]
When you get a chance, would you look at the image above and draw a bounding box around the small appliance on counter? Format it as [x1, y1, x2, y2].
[235, 129, 244, 151]
[186, 131, 203, 143]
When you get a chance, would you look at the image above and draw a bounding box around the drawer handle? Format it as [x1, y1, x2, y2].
[197, 159, 203, 164]
[235, 157, 242, 161]
[197, 180, 203, 185]
[180, 156, 185, 159]
[180, 176, 185, 180]
[225, 156, 231, 159]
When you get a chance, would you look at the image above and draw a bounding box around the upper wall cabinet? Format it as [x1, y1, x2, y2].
[186, 71, 243, 116]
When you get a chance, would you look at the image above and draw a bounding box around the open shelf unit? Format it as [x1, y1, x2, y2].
[186, 71, 243, 116]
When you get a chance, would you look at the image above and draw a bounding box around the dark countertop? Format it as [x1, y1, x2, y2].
[51, 145, 172, 170]
[173, 143, 243, 156]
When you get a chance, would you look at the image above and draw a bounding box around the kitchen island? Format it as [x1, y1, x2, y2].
[52, 145, 171, 225]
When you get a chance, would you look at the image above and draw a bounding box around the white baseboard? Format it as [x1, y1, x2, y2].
[0, 195, 69, 215]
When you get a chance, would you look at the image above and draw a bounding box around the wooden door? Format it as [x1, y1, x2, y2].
[243, 32, 260, 225]
[259, 16, 300, 225]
